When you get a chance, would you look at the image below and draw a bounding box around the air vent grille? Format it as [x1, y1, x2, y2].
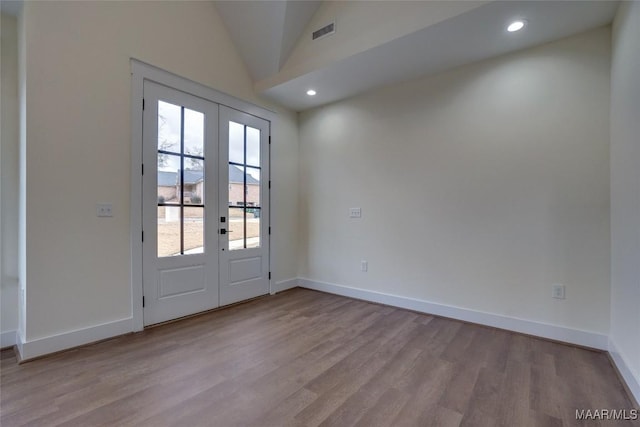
[312, 22, 335, 41]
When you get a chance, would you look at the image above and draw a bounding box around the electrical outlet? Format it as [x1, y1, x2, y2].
[349, 208, 361, 218]
[552, 284, 565, 299]
[97, 203, 113, 217]
[361, 260, 368, 272]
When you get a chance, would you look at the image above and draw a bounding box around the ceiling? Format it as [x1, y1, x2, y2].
[215, 0, 618, 112]
[4, 1, 618, 112]
[215, 0, 322, 81]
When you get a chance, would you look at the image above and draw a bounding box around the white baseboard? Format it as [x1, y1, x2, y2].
[17, 318, 133, 361]
[1, 330, 17, 348]
[609, 338, 640, 405]
[298, 278, 608, 350]
[272, 278, 299, 294]
[7, 280, 618, 373]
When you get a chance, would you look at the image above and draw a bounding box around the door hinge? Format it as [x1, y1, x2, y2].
[142, 296, 145, 307]
[269, 226, 271, 235]
[268, 180, 271, 189]
[142, 98, 145, 110]
[268, 272, 271, 280]
[142, 230, 144, 242]
[141, 163, 144, 175]
[269, 136, 271, 145]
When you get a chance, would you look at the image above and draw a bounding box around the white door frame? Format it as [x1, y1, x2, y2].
[130, 59, 275, 332]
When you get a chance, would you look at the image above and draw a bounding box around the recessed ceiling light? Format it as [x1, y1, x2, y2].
[306, 89, 317, 96]
[507, 20, 526, 32]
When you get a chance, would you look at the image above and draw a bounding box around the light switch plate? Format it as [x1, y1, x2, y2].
[97, 203, 113, 217]
[349, 207, 361, 218]
[552, 284, 565, 299]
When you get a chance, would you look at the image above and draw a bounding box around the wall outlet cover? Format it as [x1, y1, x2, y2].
[97, 203, 113, 217]
[552, 284, 565, 299]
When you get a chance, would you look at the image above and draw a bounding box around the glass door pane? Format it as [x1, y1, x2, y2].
[228, 122, 261, 250]
[157, 100, 206, 257]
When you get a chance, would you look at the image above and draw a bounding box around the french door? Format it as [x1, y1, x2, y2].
[219, 106, 270, 306]
[142, 81, 270, 326]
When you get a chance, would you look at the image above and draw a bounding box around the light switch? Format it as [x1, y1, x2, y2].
[349, 208, 361, 218]
[97, 203, 113, 217]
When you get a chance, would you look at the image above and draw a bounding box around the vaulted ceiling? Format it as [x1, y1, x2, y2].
[214, 0, 618, 112]
[214, 1, 322, 81]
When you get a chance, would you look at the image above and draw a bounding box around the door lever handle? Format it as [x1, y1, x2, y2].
[220, 228, 233, 234]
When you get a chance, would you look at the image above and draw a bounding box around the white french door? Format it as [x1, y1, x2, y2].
[218, 106, 270, 306]
[141, 81, 270, 326]
[142, 81, 219, 326]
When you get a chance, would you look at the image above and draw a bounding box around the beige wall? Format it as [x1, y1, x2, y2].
[20, 1, 298, 341]
[270, 109, 299, 282]
[299, 27, 611, 334]
[610, 0, 640, 394]
[1, 13, 20, 337]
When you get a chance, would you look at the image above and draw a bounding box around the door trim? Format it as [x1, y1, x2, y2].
[130, 59, 275, 332]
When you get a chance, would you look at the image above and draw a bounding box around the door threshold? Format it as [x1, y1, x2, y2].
[144, 293, 271, 329]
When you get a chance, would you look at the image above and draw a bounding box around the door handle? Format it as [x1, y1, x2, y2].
[220, 228, 233, 234]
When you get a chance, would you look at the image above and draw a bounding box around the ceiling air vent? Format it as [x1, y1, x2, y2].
[312, 22, 335, 41]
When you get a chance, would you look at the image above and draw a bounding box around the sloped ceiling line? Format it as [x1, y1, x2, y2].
[214, 0, 321, 82]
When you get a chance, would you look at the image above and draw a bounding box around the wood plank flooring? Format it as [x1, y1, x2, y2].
[1, 288, 637, 426]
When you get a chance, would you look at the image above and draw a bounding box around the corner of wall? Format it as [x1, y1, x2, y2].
[1, 11, 21, 341]
[14, 328, 24, 362]
[17, 3, 28, 344]
[609, 338, 640, 406]
[609, 0, 640, 408]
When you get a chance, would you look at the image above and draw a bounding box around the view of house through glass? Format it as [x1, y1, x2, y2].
[156, 100, 205, 257]
[228, 121, 261, 250]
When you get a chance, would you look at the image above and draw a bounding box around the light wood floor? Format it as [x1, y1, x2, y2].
[1, 288, 637, 426]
